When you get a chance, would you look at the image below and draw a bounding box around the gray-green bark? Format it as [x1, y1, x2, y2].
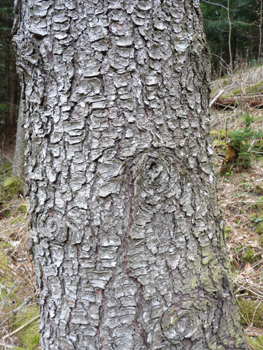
[13, 1, 249, 349]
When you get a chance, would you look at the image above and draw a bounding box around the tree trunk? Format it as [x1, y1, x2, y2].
[227, 0, 233, 73]
[4, 43, 10, 125]
[9, 58, 18, 126]
[259, 0, 263, 60]
[12, 92, 26, 179]
[13, 1, 249, 349]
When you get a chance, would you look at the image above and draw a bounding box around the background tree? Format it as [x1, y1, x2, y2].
[13, 1, 249, 349]
[0, 1, 24, 177]
[0, 0, 19, 127]
[201, 0, 262, 76]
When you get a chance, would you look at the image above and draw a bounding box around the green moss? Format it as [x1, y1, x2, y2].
[210, 130, 226, 140]
[247, 335, 263, 350]
[243, 248, 253, 262]
[230, 81, 263, 96]
[259, 235, 263, 247]
[17, 202, 29, 214]
[254, 183, 263, 196]
[238, 299, 263, 328]
[224, 226, 232, 241]
[249, 201, 263, 210]
[0, 162, 12, 178]
[0, 289, 22, 320]
[12, 305, 40, 350]
[200, 271, 216, 293]
[0, 241, 11, 272]
[213, 140, 227, 151]
[254, 140, 263, 153]
[0, 276, 39, 349]
[202, 250, 214, 265]
[232, 88, 240, 95]
[243, 246, 260, 263]
[1, 176, 24, 199]
[224, 227, 232, 234]
[4, 209, 10, 217]
[191, 275, 198, 289]
[248, 80, 263, 93]
[256, 222, 263, 235]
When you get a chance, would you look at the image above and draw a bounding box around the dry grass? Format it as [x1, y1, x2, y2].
[0, 198, 37, 349]
[211, 102, 263, 348]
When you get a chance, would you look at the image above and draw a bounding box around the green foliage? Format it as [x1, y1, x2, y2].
[240, 181, 252, 192]
[228, 113, 263, 169]
[250, 57, 263, 68]
[250, 216, 263, 224]
[254, 140, 263, 155]
[0, 103, 8, 124]
[0, 0, 20, 127]
[200, 0, 261, 75]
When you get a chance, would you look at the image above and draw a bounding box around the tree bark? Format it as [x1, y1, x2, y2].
[259, 0, 262, 60]
[227, 0, 233, 73]
[8, 58, 18, 126]
[12, 92, 26, 179]
[13, 1, 249, 349]
[4, 44, 11, 125]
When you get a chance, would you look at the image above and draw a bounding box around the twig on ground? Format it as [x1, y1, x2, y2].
[0, 293, 37, 328]
[0, 341, 25, 350]
[251, 300, 262, 328]
[210, 89, 225, 108]
[2, 314, 40, 340]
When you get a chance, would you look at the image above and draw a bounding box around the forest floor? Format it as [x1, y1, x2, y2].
[211, 108, 263, 349]
[1, 68, 263, 349]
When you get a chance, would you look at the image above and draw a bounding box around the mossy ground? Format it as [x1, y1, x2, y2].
[210, 129, 226, 140]
[212, 139, 227, 152]
[1, 175, 24, 200]
[11, 305, 40, 350]
[238, 300, 263, 328]
[247, 335, 263, 350]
